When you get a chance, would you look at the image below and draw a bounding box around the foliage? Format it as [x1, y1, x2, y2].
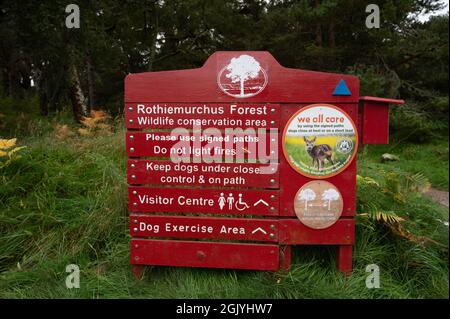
[356, 171, 440, 248]
[362, 139, 449, 191]
[78, 110, 113, 137]
[0, 1, 448, 121]
[389, 101, 448, 143]
[0, 138, 26, 169]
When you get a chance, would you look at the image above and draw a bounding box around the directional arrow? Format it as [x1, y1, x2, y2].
[251, 227, 267, 235]
[253, 199, 269, 207]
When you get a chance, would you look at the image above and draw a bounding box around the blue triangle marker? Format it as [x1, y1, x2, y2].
[333, 79, 351, 96]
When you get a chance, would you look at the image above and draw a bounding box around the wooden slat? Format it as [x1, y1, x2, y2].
[125, 103, 280, 130]
[131, 239, 280, 271]
[130, 214, 278, 242]
[129, 186, 279, 216]
[125, 131, 277, 161]
[278, 218, 354, 245]
[127, 160, 279, 188]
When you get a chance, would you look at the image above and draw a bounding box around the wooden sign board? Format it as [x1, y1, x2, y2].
[125, 51, 400, 276]
[125, 131, 276, 160]
[127, 160, 279, 188]
[125, 103, 280, 130]
[130, 215, 279, 242]
[128, 186, 279, 216]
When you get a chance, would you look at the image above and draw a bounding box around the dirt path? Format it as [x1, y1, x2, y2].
[424, 188, 449, 208]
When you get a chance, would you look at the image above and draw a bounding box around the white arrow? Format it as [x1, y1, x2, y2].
[252, 227, 267, 235]
[253, 199, 269, 207]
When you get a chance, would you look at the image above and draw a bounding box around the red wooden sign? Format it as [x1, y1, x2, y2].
[128, 186, 279, 216]
[127, 160, 279, 188]
[131, 239, 280, 271]
[125, 103, 280, 130]
[125, 51, 403, 277]
[130, 215, 279, 242]
[125, 131, 277, 160]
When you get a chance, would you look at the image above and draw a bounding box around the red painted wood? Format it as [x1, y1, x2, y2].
[337, 245, 353, 274]
[132, 265, 145, 279]
[279, 104, 357, 217]
[125, 51, 359, 103]
[131, 239, 280, 271]
[360, 101, 390, 144]
[279, 245, 292, 272]
[126, 131, 277, 161]
[278, 218, 354, 245]
[129, 186, 279, 216]
[122, 51, 402, 274]
[125, 103, 280, 130]
[130, 215, 278, 242]
[127, 160, 279, 188]
[359, 96, 404, 105]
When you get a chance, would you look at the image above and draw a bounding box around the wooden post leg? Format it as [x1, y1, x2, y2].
[279, 245, 292, 273]
[337, 245, 352, 275]
[132, 265, 145, 279]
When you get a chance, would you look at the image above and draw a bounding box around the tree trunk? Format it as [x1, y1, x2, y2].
[315, 24, 322, 47]
[68, 65, 87, 123]
[328, 19, 335, 48]
[147, 5, 159, 72]
[39, 90, 49, 116]
[314, 0, 322, 47]
[86, 51, 96, 111]
[7, 70, 13, 97]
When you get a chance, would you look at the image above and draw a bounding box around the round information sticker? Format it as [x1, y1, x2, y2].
[282, 104, 358, 178]
[294, 181, 343, 229]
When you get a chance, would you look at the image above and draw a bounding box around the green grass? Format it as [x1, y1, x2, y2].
[0, 116, 448, 298]
[285, 137, 356, 177]
[360, 138, 449, 191]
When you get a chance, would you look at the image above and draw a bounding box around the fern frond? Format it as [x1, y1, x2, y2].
[368, 209, 405, 224]
[406, 172, 431, 194]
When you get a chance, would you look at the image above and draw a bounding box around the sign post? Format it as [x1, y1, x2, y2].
[125, 51, 404, 276]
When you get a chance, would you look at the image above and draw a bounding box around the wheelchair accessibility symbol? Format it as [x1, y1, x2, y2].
[218, 193, 250, 211]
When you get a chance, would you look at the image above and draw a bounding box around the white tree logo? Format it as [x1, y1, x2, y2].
[217, 55, 268, 98]
[321, 188, 340, 210]
[298, 188, 316, 210]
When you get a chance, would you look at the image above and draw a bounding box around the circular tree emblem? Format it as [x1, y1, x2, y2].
[294, 181, 343, 229]
[217, 54, 268, 98]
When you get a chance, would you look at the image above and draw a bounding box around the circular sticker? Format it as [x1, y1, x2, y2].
[294, 181, 343, 229]
[282, 104, 358, 178]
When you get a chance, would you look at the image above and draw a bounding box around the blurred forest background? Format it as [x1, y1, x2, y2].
[0, 0, 448, 299]
[0, 0, 448, 140]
